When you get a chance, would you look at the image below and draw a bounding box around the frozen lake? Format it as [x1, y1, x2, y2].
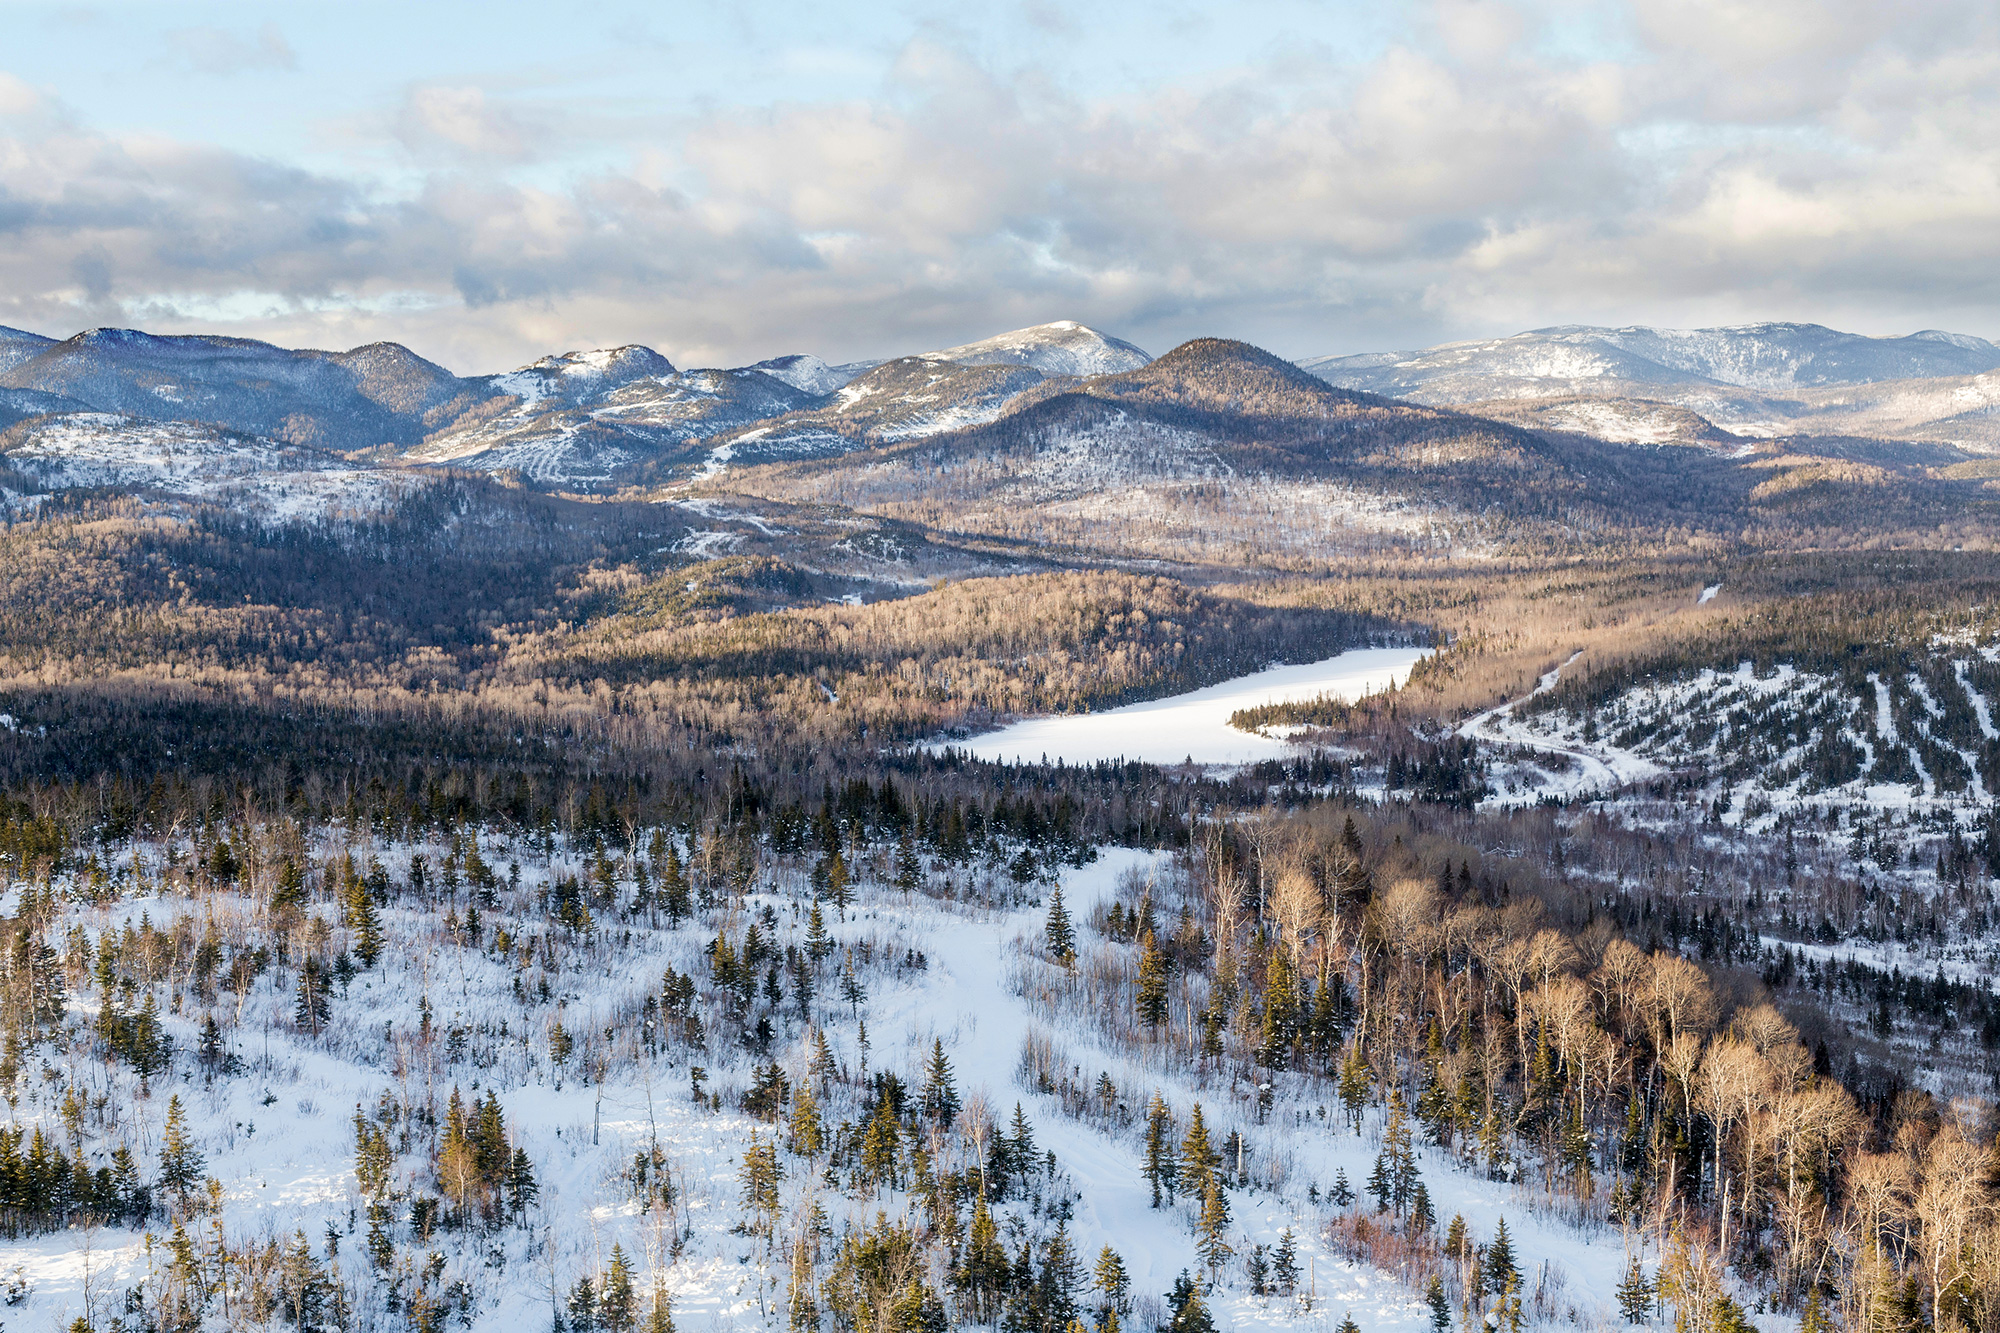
[947, 643, 1426, 766]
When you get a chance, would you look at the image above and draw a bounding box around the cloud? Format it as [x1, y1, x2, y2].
[395, 86, 540, 161]
[164, 23, 297, 76]
[2, 0, 1999, 370]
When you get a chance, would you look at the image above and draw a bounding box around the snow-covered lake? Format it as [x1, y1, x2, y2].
[948, 644, 1426, 766]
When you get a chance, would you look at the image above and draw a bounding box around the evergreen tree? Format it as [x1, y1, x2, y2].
[1272, 1230, 1299, 1297]
[740, 1134, 782, 1234]
[1426, 1274, 1452, 1333]
[600, 1245, 638, 1332]
[1165, 1273, 1216, 1333]
[1180, 1104, 1219, 1200]
[348, 878, 384, 968]
[1615, 1256, 1654, 1325]
[1136, 934, 1170, 1029]
[644, 1281, 676, 1333]
[1195, 1184, 1232, 1280]
[1094, 1246, 1130, 1320]
[805, 904, 833, 964]
[1485, 1218, 1519, 1298]
[1330, 1168, 1354, 1208]
[1338, 1042, 1372, 1131]
[159, 1095, 205, 1202]
[788, 1080, 825, 1157]
[1038, 1225, 1084, 1331]
[1144, 1093, 1178, 1207]
[1046, 884, 1076, 965]
[569, 1275, 600, 1332]
[921, 1038, 960, 1127]
[294, 956, 331, 1035]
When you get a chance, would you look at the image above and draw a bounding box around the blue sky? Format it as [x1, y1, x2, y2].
[2, 0, 1996, 372]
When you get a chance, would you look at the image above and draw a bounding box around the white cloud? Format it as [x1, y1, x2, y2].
[2, 0, 1999, 368]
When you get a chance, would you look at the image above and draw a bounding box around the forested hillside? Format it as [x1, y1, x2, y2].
[0, 321, 1997, 1333]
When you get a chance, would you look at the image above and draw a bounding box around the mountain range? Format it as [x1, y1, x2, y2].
[1298, 322, 2000, 446]
[4, 315, 1999, 524]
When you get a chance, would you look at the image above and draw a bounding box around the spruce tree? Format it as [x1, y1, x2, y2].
[1615, 1256, 1654, 1324]
[921, 1038, 960, 1126]
[805, 904, 833, 964]
[159, 1095, 206, 1202]
[1144, 1093, 1178, 1206]
[1094, 1245, 1130, 1317]
[1485, 1218, 1519, 1297]
[1272, 1229, 1299, 1296]
[1180, 1104, 1219, 1199]
[1136, 933, 1170, 1029]
[600, 1245, 637, 1332]
[1046, 884, 1076, 965]
[1426, 1275, 1452, 1333]
[1195, 1184, 1232, 1279]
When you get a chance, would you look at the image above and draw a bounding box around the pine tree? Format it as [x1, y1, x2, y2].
[569, 1275, 600, 1332]
[1485, 1218, 1519, 1298]
[805, 904, 833, 964]
[644, 1281, 675, 1333]
[1615, 1256, 1654, 1325]
[1046, 884, 1076, 966]
[600, 1245, 638, 1332]
[1094, 1246, 1130, 1319]
[1330, 1168, 1354, 1208]
[293, 956, 330, 1035]
[1272, 1229, 1299, 1297]
[1196, 1183, 1232, 1279]
[160, 1095, 205, 1202]
[1426, 1275, 1452, 1333]
[508, 1147, 539, 1216]
[1411, 1182, 1435, 1232]
[1247, 1245, 1270, 1297]
[1166, 1273, 1216, 1333]
[788, 1080, 825, 1157]
[1338, 1041, 1372, 1131]
[1180, 1104, 1219, 1200]
[921, 1038, 960, 1126]
[1038, 1225, 1084, 1331]
[348, 878, 384, 968]
[740, 1134, 782, 1234]
[1144, 1093, 1178, 1206]
[1136, 934, 1170, 1029]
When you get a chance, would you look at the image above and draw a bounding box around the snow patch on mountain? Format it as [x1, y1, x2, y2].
[745, 354, 877, 395]
[923, 321, 1152, 378]
[1, 413, 421, 518]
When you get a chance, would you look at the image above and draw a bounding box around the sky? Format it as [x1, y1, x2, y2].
[1, 0, 1997, 374]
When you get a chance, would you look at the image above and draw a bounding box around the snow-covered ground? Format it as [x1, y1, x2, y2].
[2, 413, 428, 519]
[948, 646, 1426, 767]
[0, 840, 1651, 1332]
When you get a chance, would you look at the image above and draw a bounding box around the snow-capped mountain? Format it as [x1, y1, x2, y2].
[478, 345, 676, 407]
[921, 320, 1152, 377]
[745, 354, 882, 395]
[409, 366, 823, 485]
[0, 327, 481, 451]
[1299, 323, 2000, 445]
[1300, 323, 2000, 399]
[0, 412, 421, 518]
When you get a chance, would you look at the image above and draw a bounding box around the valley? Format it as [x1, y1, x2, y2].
[0, 314, 1997, 1333]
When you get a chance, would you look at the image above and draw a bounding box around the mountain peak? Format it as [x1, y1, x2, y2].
[922, 321, 1151, 378]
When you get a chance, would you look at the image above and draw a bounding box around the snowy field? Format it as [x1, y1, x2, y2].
[948, 646, 1427, 767]
[0, 839, 1648, 1332]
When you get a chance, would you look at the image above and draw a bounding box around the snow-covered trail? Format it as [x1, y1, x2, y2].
[1460, 651, 1660, 805]
[871, 849, 1202, 1302]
